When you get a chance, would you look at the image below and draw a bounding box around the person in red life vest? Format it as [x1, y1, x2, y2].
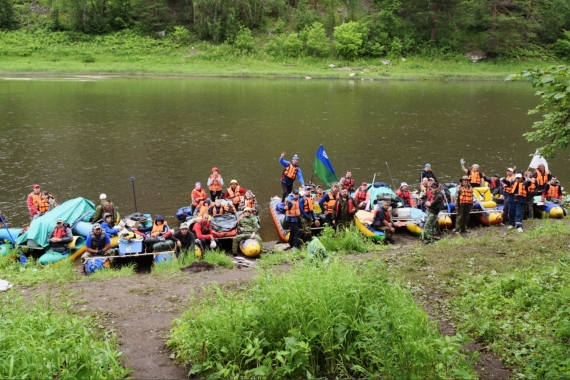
[460, 160, 485, 187]
[284, 190, 302, 250]
[191, 182, 208, 214]
[525, 171, 537, 219]
[502, 173, 528, 232]
[353, 182, 369, 210]
[396, 182, 414, 207]
[192, 213, 219, 251]
[207, 167, 224, 201]
[279, 152, 305, 202]
[542, 177, 563, 202]
[340, 171, 355, 192]
[333, 188, 356, 228]
[48, 218, 73, 253]
[318, 183, 340, 226]
[532, 164, 552, 194]
[372, 200, 396, 244]
[453, 176, 473, 234]
[209, 198, 235, 216]
[224, 180, 247, 211]
[419, 163, 438, 184]
[238, 190, 258, 215]
[27, 184, 42, 219]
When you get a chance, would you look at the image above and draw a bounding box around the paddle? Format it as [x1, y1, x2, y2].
[385, 162, 396, 190]
[0, 213, 15, 244]
[131, 176, 138, 212]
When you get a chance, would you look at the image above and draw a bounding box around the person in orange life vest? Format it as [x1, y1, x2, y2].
[524, 171, 537, 219]
[453, 176, 473, 234]
[38, 191, 57, 214]
[207, 167, 224, 201]
[372, 201, 396, 244]
[419, 163, 438, 183]
[318, 182, 340, 226]
[238, 190, 258, 215]
[49, 218, 73, 253]
[194, 199, 211, 217]
[143, 215, 173, 249]
[209, 198, 235, 216]
[460, 160, 485, 187]
[192, 213, 219, 251]
[396, 182, 414, 207]
[542, 177, 563, 202]
[333, 188, 356, 228]
[532, 164, 552, 194]
[340, 171, 355, 192]
[27, 184, 42, 219]
[191, 182, 208, 213]
[354, 182, 369, 210]
[224, 180, 247, 210]
[502, 173, 528, 232]
[299, 186, 317, 238]
[284, 190, 302, 250]
[279, 152, 305, 202]
[500, 167, 517, 224]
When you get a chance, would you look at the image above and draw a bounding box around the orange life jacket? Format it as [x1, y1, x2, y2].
[545, 184, 562, 199]
[508, 182, 527, 197]
[227, 186, 244, 205]
[527, 179, 536, 194]
[209, 176, 222, 192]
[324, 191, 338, 215]
[151, 223, 166, 237]
[244, 198, 256, 209]
[282, 164, 298, 180]
[209, 205, 228, 215]
[286, 198, 300, 217]
[535, 170, 549, 186]
[503, 174, 515, 193]
[458, 186, 473, 204]
[469, 170, 481, 186]
[38, 197, 50, 213]
[51, 227, 67, 239]
[303, 195, 314, 213]
[191, 188, 207, 207]
[29, 193, 42, 211]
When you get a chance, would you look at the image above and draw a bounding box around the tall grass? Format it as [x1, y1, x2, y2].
[0, 293, 130, 378]
[318, 225, 379, 254]
[168, 260, 476, 378]
[0, 255, 76, 286]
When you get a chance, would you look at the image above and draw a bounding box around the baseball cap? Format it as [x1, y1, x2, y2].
[180, 223, 189, 229]
[292, 154, 299, 160]
[425, 163, 431, 167]
[292, 190, 299, 195]
[230, 179, 238, 184]
[243, 207, 252, 212]
[515, 173, 523, 178]
[401, 182, 408, 187]
[56, 218, 63, 223]
[33, 184, 40, 189]
[99, 193, 107, 200]
[93, 223, 102, 230]
[361, 182, 367, 186]
[507, 168, 514, 172]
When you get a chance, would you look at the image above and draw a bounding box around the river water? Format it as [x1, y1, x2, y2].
[1, 76, 566, 240]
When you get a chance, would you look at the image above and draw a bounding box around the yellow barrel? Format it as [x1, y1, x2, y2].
[438, 215, 452, 229]
[240, 239, 261, 257]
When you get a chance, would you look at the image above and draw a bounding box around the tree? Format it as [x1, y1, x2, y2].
[0, 0, 17, 30]
[334, 21, 368, 59]
[507, 65, 570, 157]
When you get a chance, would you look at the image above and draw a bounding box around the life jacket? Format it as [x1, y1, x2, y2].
[315, 192, 324, 202]
[52, 227, 67, 240]
[469, 170, 481, 186]
[373, 209, 391, 227]
[427, 189, 434, 202]
[197, 202, 210, 216]
[286, 198, 301, 217]
[38, 197, 50, 213]
[508, 182, 527, 197]
[199, 220, 211, 235]
[458, 186, 473, 204]
[489, 178, 499, 189]
[527, 180, 536, 194]
[191, 188, 207, 207]
[324, 191, 338, 215]
[29, 193, 42, 212]
[89, 231, 107, 250]
[535, 170, 549, 186]
[227, 186, 244, 205]
[244, 198, 256, 209]
[343, 178, 355, 191]
[303, 195, 314, 213]
[354, 189, 367, 204]
[209, 176, 222, 192]
[545, 184, 562, 199]
[151, 222, 166, 237]
[334, 197, 355, 215]
[209, 205, 228, 215]
[396, 189, 412, 206]
[503, 174, 515, 193]
[282, 164, 298, 181]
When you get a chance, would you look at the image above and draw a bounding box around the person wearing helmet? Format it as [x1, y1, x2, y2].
[90, 193, 116, 223]
[171, 223, 196, 256]
[101, 213, 122, 237]
[207, 167, 224, 201]
[224, 180, 247, 211]
[232, 207, 263, 256]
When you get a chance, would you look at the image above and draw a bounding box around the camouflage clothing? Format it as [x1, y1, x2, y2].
[232, 215, 263, 254]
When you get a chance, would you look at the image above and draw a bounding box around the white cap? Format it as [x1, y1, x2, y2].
[507, 168, 514, 172]
[400, 182, 408, 187]
[99, 193, 107, 200]
[515, 173, 523, 178]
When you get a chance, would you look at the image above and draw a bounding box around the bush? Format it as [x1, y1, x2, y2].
[333, 21, 368, 59]
[0, 0, 17, 30]
[283, 32, 303, 57]
[273, 17, 286, 34]
[233, 27, 255, 52]
[170, 25, 192, 45]
[305, 22, 329, 57]
[168, 261, 476, 378]
[318, 225, 373, 253]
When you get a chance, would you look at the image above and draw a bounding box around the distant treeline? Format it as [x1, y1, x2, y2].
[2, 0, 570, 59]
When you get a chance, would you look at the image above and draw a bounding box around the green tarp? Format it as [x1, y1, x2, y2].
[17, 197, 95, 247]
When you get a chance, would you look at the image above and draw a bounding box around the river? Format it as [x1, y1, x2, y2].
[1, 76, 566, 240]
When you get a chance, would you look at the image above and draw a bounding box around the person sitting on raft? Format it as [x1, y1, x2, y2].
[232, 207, 263, 256]
[143, 215, 172, 249]
[193, 213, 219, 251]
[48, 218, 73, 253]
[279, 152, 305, 202]
[91, 194, 116, 223]
[171, 222, 196, 256]
[194, 199, 211, 217]
[542, 177, 563, 202]
[419, 163, 438, 183]
[27, 184, 42, 219]
[318, 183, 340, 226]
[533, 164, 552, 195]
[207, 167, 224, 201]
[460, 160, 485, 187]
[417, 178, 433, 210]
[353, 182, 368, 210]
[191, 182, 208, 214]
[396, 182, 414, 207]
[333, 188, 356, 229]
[101, 213, 122, 237]
[340, 171, 355, 192]
[372, 200, 396, 244]
[238, 190, 258, 215]
[82, 223, 114, 263]
[209, 198, 235, 216]
[224, 180, 247, 211]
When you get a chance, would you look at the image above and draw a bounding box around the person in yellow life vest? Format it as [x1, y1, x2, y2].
[279, 152, 305, 202]
[238, 190, 258, 215]
[502, 173, 528, 232]
[524, 171, 536, 219]
[224, 180, 247, 211]
[532, 164, 552, 194]
[284, 190, 302, 250]
[207, 167, 224, 201]
[460, 159, 485, 187]
[453, 176, 473, 234]
[209, 198, 235, 216]
[191, 182, 208, 213]
[542, 177, 563, 202]
[317, 182, 340, 226]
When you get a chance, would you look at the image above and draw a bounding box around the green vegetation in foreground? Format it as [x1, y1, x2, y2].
[0, 293, 130, 379]
[0, 30, 560, 79]
[168, 260, 477, 379]
[152, 249, 235, 275]
[384, 219, 570, 378]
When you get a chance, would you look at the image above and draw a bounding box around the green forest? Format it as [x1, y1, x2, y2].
[2, 0, 570, 61]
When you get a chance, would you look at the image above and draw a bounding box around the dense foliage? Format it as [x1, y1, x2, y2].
[3, 0, 570, 60]
[168, 260, 476, 378]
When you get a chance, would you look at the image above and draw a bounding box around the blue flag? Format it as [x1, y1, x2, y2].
[313, 145, 339, 187]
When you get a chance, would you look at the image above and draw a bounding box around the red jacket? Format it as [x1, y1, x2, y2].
[193, 220, 214, 240]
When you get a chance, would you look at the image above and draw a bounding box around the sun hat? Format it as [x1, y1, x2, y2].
[100, 193, 107, 200]
[507, 168, 514, 172]
[401, 182, 408, 187]
[461, 176, 469, 180]
[243, 207, 252, 212]
[230, 179, 238, 184]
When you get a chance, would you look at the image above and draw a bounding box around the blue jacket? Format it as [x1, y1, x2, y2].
[318, 192, 333, 210]
[299, 196, 316, 220]
[279, 157, 304, 186]
[101, 221, 121, 236]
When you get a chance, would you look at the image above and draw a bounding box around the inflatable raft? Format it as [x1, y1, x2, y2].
[534, 196, 565, 218]
[354, 210, 385, 242]
[269, 196, 323, 243]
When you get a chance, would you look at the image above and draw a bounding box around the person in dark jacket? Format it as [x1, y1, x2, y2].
[48, 219, 73, 253]
[423, 183, 445, 244]
[333, 188, 356, 228]
[171, 222, 196, 256]
[372, 201, 396, 244]
[419, 163, 438, 183]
